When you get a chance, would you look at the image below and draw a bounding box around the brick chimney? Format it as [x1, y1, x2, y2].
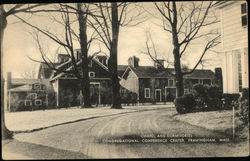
[6, 72, 11, 89]
[74, 49, 82, 60]
[128, 56, 139, 68]
[154, 59, 164, 69]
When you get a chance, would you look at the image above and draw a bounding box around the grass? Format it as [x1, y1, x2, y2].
[173, 109, 249, 140]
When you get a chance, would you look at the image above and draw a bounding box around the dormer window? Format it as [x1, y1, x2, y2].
[89, 72, 95, 78]
[88, 60, 93, 67]
[241, 3, 248, 27]
[32, 83, 42, 90]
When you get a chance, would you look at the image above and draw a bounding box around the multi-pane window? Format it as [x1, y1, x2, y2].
[32, 83, 42, 90]
[144, 88, 150, 98]
[241, 3, 248, 27]
[35, 99, 42, 106]
[25, 100, 32, 106]
[198, 79, 204, 84]
[88, 60, 93, 67]
[30, 93, 37, 100]
[168, 79, 175, 87]
[184, 89, 190, 95]
[89, 72, 95, 78]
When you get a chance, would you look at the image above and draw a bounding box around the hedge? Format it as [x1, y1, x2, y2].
[174, 94, 196, 114]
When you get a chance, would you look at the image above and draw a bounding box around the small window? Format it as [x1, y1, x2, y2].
[145, 88, 150, 98]
[35, 99, 42, 106]
[89, 72, 95, 78]
[184, 89, 189, 95]
[241, 3, 248, 27]
[25, 100, 32, 106]
[120, 88, 126, 94]
[198, 79, 204, 84]
[30, 93, 37, 100]
[88, 60, 93, 67]
[168, 79, 175, 87]
[32, 83, 41, 90]
[241, 3, 247, 14]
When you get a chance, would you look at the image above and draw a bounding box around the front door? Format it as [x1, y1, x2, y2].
[90, 83, 100, 105]
[155, 89, 161, 102]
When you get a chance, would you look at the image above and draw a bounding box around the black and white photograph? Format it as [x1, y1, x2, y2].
[1, 0, 249, 159]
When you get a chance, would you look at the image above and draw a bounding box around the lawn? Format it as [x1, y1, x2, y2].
[173, 109, 248, 139]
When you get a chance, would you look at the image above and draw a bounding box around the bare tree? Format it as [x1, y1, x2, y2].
[0, 4, 51, 140]
[148, 1, 220, 97]
[15, 4, 101, 108]
[88, 2, 145, 109]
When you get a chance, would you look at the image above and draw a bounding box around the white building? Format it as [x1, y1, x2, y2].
[214, 0, 248, 93]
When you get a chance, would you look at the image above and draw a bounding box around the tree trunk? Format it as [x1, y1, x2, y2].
[172, 2, 184, 98]
[1, 10, 13, 139]
[110, 2, 122, 109]
[77, 4, 92, 108]
[174, 54, 184, 97]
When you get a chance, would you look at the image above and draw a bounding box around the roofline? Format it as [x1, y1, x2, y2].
[50, 57, 124, 81]
[213, 0, 238, 9]
[50, 60, 82, 81]
[121, 66, 130, 78]
[124, 66, 139, 79]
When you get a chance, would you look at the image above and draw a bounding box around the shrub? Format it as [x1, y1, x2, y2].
[175, 94, 196, 114]
[222, 93, 240, 109]
[191, 84, 223, 111]
[236, 88, 249, 125]
[236, 99, 249, 125]
[241, 88, 249, 100]
[206, 86, 223, 110]
[120, 90, 137, 105]
[192, 84, 208, 110]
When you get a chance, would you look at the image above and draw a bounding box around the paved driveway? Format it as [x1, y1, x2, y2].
[3, 107, 248, 159]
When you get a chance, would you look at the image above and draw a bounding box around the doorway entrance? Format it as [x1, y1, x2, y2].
[155, 89, 162, 102]
[89, 82, 101, 105]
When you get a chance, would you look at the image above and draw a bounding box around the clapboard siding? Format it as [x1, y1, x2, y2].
[221, 1, 248, 51]
[120, 69, 139, 94]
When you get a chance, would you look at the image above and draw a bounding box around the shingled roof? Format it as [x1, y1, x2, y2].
[11, 79, 42, 85]
[127, 66, 214, 79]
[38, 63, 60, 79]
[117, 65, 128, 77]
[128, 66, 174, 78]
[184, 69, 215, 79]
[9, 84, 33, 92]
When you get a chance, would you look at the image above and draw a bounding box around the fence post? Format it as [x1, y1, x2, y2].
[233, 104, 235, 139]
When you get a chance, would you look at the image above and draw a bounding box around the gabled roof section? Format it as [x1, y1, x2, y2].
[213, 0, 237, 9]
[183, 69, 215, 79]
[9, 84, 32, 92]
[38, 63, 60, 79]
[49, 59, 73, 79]
[50, 57, 110, 81]
[123, 66, 215, 79]
[129, 66, 175, 78]
[11, 79, 42, 85]
[117, 65, 128, 77]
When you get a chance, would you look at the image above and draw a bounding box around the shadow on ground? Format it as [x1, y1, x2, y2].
[2, 139, 91, 159]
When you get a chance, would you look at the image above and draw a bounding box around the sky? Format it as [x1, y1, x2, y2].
[2, 2, 222, 79]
